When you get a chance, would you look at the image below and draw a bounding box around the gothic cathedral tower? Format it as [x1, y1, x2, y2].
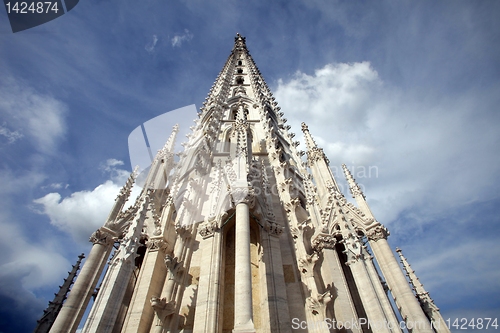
[47, 34, 449, 333]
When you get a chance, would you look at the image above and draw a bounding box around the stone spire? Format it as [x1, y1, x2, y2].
[301, 122, 325, 160]
[34, 253, 85, 333]
[301, 122, 340, 200]
[145, 124, 179, 189]
[105, 166, 139, 225]
[342, 163, 365, 199]
[342, 163, 376, 219]
[396, 248, 450, 332]
[156, 124, 179, 160]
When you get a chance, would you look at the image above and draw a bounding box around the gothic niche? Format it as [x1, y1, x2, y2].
[134, 236, 148, 269]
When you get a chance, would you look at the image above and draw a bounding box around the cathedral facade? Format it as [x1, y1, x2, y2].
[45, 34, 448, 333]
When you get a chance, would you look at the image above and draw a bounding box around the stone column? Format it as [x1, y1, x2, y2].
[49, 229, 114, 333]
[367, 226, 434, 333]
[260, 221, 290, 332]
[347, 258, 392, 333]
[193, 219, 223, 332]
[233, 201, 255, 332]
[363, 248, 402, 333]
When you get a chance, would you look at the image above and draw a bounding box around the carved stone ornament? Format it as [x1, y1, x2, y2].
[146, 239, 168, 253]
[298, 252, 319, 278]
[366, 225, 390, 242]
[363, 217, 375, 226]
[198, 219, 219, 239]
[340, 232, 365, 265]
[418, 296, 440, 318]
[150, 296, 176, 324]
[307, 147, 329, 166]
[306, 291, 332, 318]
[89, 229, 114, 246]
[284, 197, 300, 213]
[175, 224, 193, 239]
[350, 183, 365, 199]
[164, 254, 183, 280]
[312, 233, 337, 251]
[264, 220, 284, 237]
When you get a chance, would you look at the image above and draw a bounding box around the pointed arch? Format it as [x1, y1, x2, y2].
[220, 126, 233, 153]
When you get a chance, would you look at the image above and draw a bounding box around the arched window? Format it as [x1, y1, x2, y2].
[237, 68, 243, 74]
[236, 77, 244, 85]
[223, 130, 232, 152]
[237, 60, 242, 66]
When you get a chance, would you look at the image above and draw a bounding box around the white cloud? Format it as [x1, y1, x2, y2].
[0, 122, 24, 144]
[145, 34, 158, 54]
[33, 160, 141, 244]
[33, 182, 120, 242]
[0, 77, 67, 154]
[171, 29, 193, 47]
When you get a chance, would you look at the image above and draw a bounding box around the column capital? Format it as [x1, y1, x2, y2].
[366, 225, 390, 242]
[231, 187, 255, 207]
[307, 147, 329, 166]
[89, 228, 115, 246]
[311, 232, 337, 251]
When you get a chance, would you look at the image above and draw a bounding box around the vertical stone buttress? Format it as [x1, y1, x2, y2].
[120, 125, 180, 333]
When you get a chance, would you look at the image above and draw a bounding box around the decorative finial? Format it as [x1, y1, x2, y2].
[342, 164, 365, 198]
[234, 33, 246, 49]
[301, 122, 309, 132]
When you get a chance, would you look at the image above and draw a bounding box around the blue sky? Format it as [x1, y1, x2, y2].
[1, 1, 499, 332]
